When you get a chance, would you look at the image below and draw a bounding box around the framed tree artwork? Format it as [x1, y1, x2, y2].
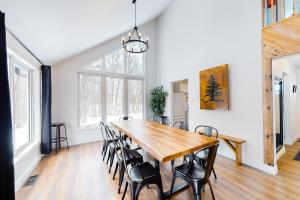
[200, 64, 229, 110]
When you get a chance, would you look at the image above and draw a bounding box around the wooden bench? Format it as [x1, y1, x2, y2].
[218, 134, 246, 166]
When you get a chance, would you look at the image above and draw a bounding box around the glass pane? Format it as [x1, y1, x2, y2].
[128, 79, 143, 119]
[13, 63, 30, 150]
[85, 59, 105, 71]
[285, 0, 294, 18]
[107, 77, 124, 122]
[126, 53, 144, 76]
[296, 0, 300, 13]
[79, 74, 102, 126]
[105, 49, 124, 73]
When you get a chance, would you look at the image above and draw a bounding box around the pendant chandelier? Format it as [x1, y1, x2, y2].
[122, 0, 149, 53]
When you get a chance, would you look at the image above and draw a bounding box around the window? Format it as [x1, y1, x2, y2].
[79, 74, 102, 127]
[8, 53, 33, 152]
[128, 79, 143, 119]
[78, 48, 144, 127]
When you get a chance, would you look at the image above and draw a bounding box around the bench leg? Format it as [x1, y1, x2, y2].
[236, 143, 242, 166]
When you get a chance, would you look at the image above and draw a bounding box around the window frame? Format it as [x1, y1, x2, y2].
[77, 49, 145, 128]
[7, 52, 34, 154]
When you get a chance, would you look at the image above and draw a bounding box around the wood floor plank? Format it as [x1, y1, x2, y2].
[16, 141, 300, 200]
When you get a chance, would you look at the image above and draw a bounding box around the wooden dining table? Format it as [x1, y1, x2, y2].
[111, 119, 219, 198]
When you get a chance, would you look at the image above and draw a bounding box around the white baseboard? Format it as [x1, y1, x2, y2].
[276, 146, 286, 161]
[285, 136, 299, 145]
[14, 142, 42, 191]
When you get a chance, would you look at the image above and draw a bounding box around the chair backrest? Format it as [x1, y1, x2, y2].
[119, 116, 133, 121]
[100, 121, 109, 140]
[173, 121, 188, 131]
[117, 139, 145, 181]
[160, 117, 170, 126]
[194, 125, 218, 138]
[202, 144, 219, 180]
[187, 143, 219, 181]
[104, 124, 119, 149]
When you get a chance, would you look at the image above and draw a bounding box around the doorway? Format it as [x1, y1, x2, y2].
[171, 79, 189, 129]
[273, 77, 284, 153]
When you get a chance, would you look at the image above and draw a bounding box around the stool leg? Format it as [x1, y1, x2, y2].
[55, 127, 59, 154]
[64, 124, 69, 149]
[58, 126, 61, 149]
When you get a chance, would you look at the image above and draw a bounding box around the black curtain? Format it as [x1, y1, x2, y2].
[41, 65, 52, 154]
[0, 11, 15, 200]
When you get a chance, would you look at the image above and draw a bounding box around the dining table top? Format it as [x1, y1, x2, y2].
[111, 119, 219, 163]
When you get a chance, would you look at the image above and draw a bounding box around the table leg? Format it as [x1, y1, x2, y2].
[236, 143, 242, 166]
[153, 159, 189, 198]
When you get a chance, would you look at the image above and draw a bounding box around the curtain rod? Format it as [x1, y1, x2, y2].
[5, 27, 45, 66]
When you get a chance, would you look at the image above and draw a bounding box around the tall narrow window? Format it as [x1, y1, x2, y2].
[79, 74, 102, 127]
[12, 62, 31, 151]
[106, 77, 124, 122]
[128, 79, 143, 119]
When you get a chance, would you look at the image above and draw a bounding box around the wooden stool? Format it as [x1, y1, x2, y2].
[51, 122, 69, 154]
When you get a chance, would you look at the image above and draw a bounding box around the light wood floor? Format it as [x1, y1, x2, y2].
[16, 140, 300, 200]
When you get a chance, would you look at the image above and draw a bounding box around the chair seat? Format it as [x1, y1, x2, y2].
[128, 162, 160, 182]
[175, 161, 205, 180]
[116, 149, 143, 163]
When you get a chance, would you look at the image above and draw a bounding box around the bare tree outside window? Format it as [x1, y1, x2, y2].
[128, 79, 143, 119]
[79, 74, 102, 126]
[13, 63, 30, 150]
[107, 77, 124, 122]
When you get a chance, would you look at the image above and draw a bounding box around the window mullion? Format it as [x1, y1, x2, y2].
[124, 78, 128, 117]
[102, 77, 107, 123]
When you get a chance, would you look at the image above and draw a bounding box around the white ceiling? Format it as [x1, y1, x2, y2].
[1, 0, 171, 65]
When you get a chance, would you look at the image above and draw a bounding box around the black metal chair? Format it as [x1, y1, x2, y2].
[119, 116, 133, 121]
[104, 125, 144, 194]
[118, 140, 164, 200]
[170, 121, 189, 171]
[169, 144, 219, 200]
[194, 125, 219, 180]
[159, 116, 170, 126]
[100, 121, 114, 162]
[173, 121, 188, 131]
[104, 125, 129, 172]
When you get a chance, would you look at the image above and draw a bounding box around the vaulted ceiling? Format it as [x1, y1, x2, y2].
[0, 0, 171, 65]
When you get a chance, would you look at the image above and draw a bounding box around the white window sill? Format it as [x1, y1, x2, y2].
[14, 140, 40, 165]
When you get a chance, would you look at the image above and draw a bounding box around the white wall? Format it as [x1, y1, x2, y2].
[6, 31, 42, 191]
[273, 59, 299, 145]
[52, 21, 158, 145]
[157, 0, 275, 174]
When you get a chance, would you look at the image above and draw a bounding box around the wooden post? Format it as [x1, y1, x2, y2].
[263, 50, 274, 166]
[236, 144, 242, 166]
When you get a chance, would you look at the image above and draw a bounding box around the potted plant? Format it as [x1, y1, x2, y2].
[150, 86, 168, 121]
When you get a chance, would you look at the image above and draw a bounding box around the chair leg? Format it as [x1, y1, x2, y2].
[207, 180, 215, 200]
[106, 151, 111, 164]
[109, 150, 115, 173]
[212, 167, 217, 180]
[131, 182, 143, 200]
[118, 163, 125, 194]
[169, 171, 178, 195]
[113, 162, 119, 180]
[103, 145, 108, 161]
[190, 181, 202, 200]
[122, 181, 128, 200]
